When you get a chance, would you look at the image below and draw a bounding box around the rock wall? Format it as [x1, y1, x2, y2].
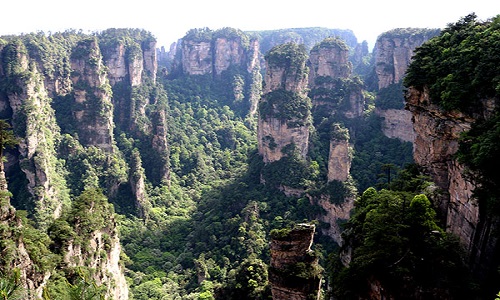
[65, 222, 129, 299]
[327, 139, 351, 182]
[71, 38, 115, 152]
[103, 39, 157, 86]
[377, 108, 415, 142]
[406, 86, 498, 278]
[374, 29, 439, 142]
[269, 224, 321, 300]
[0, 41, 69, 227]
[308, 38, 351, 86]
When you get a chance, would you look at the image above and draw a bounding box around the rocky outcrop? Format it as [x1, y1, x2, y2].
[308, 38, 351, 85]
[374, 28, 439, 142]
[377, 108, 415, 142]
[269, 224, 321, 300]
[71, 38, 115, 152]
[102, 37, 157, 86]
[0, 40, 69, 227]
[213, 37, 245, 75]
[374, 29, 439, 90]
[258, 43, 311, 163]
[327, 139, 351, 182]
[180, 39, 212, 75]
[65, 225, 128, 300]
[316, 194, 355, 245]
[177, 28, 259, 77]
[406, 86, 498, 279]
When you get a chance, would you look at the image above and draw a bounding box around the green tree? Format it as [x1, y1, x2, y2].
[0, 271, 24, 300]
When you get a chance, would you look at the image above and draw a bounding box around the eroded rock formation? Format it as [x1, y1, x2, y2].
[269, 224, 321, 300]
[71, 38, 115, 152]
[406, 86, 498, 281]
[374, 28, 439, 142]
[258, 43, 311, 163]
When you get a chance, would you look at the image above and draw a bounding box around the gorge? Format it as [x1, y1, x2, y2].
[0, 13, 498, 300]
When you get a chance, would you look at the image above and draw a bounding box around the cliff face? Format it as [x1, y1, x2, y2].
[65, 217, 128, 300]
[374, 29, 439, 142]
[307, 38, 357, 244]
[269, 224, 321, 300]
[406, 86, 498, 278]
[71, 38, 115, 152]
[0, 40, 70, 228]
[308, 40, 351, 85]
[258, 43, 311, 163]
[374, 29, 439, 90]
[103, 39, 157, 86]
[180, 39, 212, 75]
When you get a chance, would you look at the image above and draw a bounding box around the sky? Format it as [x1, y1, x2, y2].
[1, 0, 499, 51]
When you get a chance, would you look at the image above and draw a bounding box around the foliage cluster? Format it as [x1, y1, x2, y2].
[264, 42, 308, 75]
[404, 14, 500, 111]
[376, 81, 405, 109]
[310, 37, 349, 52]
[249, 27, 358, 55]
[330, 184, 473, 299]
[259, 89, 312, 127]
[378, 28, 440, 41]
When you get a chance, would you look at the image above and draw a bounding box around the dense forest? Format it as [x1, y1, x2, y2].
[0, 13, 498, 300]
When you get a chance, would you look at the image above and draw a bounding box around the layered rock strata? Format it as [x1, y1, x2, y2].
[269, 224, 321, 300]
[406, 86, 498, 279]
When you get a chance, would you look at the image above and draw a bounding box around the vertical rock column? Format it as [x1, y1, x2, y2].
[70, 37, 115, 152]
[269, 224, 321, 300]
[307, 38, 357, 244]
[257, 43, 311, 163]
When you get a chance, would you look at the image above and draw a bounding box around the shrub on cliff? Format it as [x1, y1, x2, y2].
[330, 187, 474, 299]
[405, 13, 500, 112]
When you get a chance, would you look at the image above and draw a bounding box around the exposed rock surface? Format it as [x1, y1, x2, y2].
[374, 29, 439, 142]
[308, 39, 351, 85]
[180, 40, 213, 75]
[377, 108, 415, 142]
[213, 37, 245, 75]
[71, 38, 115, 152]
[258, 43, 310, 163]
[406, 86, 498, 279]
[269, 224, 321, 300]
[327, 139, 351, 182]
[374, 29, 439, 90]
[65, 222, 129, 299]
[316, 194, 354, 244]
[0, 42, 69, 226]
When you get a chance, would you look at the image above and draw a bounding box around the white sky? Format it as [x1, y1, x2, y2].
[1, 0, 499, 50]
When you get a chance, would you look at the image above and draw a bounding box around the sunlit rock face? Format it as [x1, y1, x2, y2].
[406, 86, 499, 279]
[257, 43, 311, 163]
[374, 29, 439, 142]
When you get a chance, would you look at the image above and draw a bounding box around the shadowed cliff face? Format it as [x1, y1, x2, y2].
[406, 86, 499, 282]
[269, 224, 321, 300]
